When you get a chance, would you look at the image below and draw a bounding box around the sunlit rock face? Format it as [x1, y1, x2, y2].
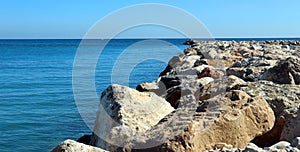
[90, 84, 174, 151]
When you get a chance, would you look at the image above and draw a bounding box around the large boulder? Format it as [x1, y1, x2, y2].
[90, 84, 174, 151]
[51, 139, 108, 152]
[159, 55, 201, 77]
[119, 90, 275, 151]
[261, 57, 300, 84]
[192, 91, 274, 150]
[238, 80, 300, 146]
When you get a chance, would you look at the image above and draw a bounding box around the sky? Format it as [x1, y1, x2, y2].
[0, 0, 299, 39]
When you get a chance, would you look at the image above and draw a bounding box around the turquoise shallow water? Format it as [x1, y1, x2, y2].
[0, 39, 186, 152]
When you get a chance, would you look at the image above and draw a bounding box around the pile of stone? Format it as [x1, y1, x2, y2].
[52, 40, 300, 152]
[206, 137, 300, 152]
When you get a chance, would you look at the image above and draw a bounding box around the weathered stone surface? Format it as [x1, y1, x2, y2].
[226, 58, 277, 82]
[194, 59, 233, 67]
[206, 137, 300, 152]
[244, 143, 264, 152]
[291, 137, 300, 149]
[136, 82, 159, 92]
[197, 77, 215, 87]
[120, 90, 275, 151]
[188, 92, 274, 151]
[261, 57, 300, 84]
[90, 84, 174, 151]
[136, 82, 165, 96]
[269, 141, 290, 150]
[159, 56, 182, 76]
[238, 81, 300, 146]
[184, 47, 198, 56]
[54, 40, 300, 152]
[197, 67, 223, 79]
[51, 139, 108, 152]
[198, 76, 245, 101]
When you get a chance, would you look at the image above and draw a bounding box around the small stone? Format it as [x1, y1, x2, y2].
[291, 137, 300, 149]
[260, 57, 300, 84]
[232, 61, 243, 68]
[250, 45, 262, 50]
[197, 67, 223, 79]
[51, 139, 108, 152]
[184, 47, 198, 55]
[270, 141, 291, 150]
[197, 77, 214, 86]
[214, 143, 233, 150]
[284, 146, 295, 152]
[244, 142, 263, 152]
[282, 45, 290, 49]
[202, 49, 219, 59]
[243, 53, 251, 58]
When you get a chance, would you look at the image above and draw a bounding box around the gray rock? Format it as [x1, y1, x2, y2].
[239, 81, 300, 146]
[202, 49, 219, 59]
[261, 57, 300, 84]
[282, 45, 290, 49]
[291, 137, 300, 149]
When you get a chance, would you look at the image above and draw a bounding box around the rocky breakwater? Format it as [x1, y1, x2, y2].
[52, 39, 300, 152]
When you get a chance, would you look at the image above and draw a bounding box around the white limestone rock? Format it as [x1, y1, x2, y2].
[51, 139, 108, 152]
[91, 84, 174, 151]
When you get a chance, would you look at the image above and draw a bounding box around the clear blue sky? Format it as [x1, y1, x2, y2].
[1, 0, 299, 39]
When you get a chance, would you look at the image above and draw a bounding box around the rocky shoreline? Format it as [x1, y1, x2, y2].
[52, 40, 300, 152]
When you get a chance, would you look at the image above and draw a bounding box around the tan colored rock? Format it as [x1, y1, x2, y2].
[51, 139, 108, 152]
[198, 76, 245, 101]
[184, 47, 198, 56]
[227, 75, 246, 89]
[121, 90, 275, 151]
[214, 143, 233, 150]
[136, 82, 165, 95]
[186, 91, 275, 151]
[239, 80, 300, 146]
[197, 77, 215, 86]
[90, 84, 174, 151]
[203, 59, 233, 67]
[197, 67, 224, 79]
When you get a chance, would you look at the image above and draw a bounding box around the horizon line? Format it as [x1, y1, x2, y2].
[1, 37, 300, 40]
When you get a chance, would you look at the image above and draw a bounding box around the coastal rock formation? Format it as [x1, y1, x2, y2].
[90, 84, 174, 151]
[237, 80, 300, 146]
[205, 137, 300, 152]
[117, 90, 275, 151]
[261, 57, 300, 84]
[51, 139, 108, 152]
[53, 40, 300, 152]
[226, 58, 277, 82]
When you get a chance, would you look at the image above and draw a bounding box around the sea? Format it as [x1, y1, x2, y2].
[0, 38, 299, 152]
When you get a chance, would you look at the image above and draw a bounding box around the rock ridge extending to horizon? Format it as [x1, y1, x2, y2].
[52, 39, 300, 152]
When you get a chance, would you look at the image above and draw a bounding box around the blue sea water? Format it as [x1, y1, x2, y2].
[0, 39, 187, 152]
